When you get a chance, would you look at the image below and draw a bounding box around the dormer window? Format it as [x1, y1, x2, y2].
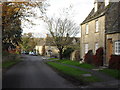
[105, 0, 109, 6]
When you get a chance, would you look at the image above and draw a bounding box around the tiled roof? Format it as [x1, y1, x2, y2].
[36, 38, 45, 46]
[81, 2, 112, 25]
[36, 37, 80, 46]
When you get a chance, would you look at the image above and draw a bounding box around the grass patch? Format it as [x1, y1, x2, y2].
[56, 59, 95, 69]
[47, 61, 101, 83]
[2, 59, 21, 69]
[99, 68, 120, 79]
[48, 58, 59, 60]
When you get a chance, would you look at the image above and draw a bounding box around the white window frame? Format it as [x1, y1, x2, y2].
[115, 41, 120, 55]
[95, 43, 99, 52]
[85, 44, 89, 54]
[95, 20, 99, 32]
[86, 24, 89, 34]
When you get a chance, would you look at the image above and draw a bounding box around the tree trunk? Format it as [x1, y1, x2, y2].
[59, 49, 63, 60]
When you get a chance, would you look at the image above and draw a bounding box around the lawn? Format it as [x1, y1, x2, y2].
[2, 59, 21, 69]
[99, 68, 120, 79]
[47, 61, 101, 84]
[56, 59, 95, 69]
[48, 58, 59, 60]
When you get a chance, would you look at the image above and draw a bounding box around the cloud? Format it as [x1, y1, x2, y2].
[22, 0, 94, 37]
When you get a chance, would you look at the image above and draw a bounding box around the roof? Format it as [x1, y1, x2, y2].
[81, 2, 112, 25]
[36, 38, 45, 46]
[45, 36, 80, 46]
[105, 2, 120, 34]
[81, 2, 120, 34]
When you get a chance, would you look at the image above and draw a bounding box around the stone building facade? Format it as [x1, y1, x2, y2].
[80, 0, 120, 65]
[35, 34, 80, 59]
[35, 35, 59, 57]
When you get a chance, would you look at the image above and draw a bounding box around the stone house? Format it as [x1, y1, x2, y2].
[35, 34, 80, 59]
[68, 38, 80, 61]
[35, 38, 45, 55]
[35, 35, 59, 57]
[80, 0, 120, 65]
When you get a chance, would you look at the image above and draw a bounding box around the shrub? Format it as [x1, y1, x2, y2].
[84, 50, 94, 64]
[93, 47, 104, 66]
[63, 48, 74, 59]
[109, 55, 120, 70]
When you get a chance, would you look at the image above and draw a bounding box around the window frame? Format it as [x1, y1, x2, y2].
[115, 41, 120, 55]
[85, 43, 89, 54]
[95, 20, 99, 32]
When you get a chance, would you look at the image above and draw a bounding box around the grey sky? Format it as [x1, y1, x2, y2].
[22, 0, 94, 37]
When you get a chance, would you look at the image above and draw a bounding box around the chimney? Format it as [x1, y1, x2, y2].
[105, 0, 110, 6]
[94, 0, 98, 12]
[94, 0, 104, 12]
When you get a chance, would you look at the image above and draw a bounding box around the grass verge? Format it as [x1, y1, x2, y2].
[48, 58, 59, 60]
[99, 68, 120, 79]
[46, 61, 101, 84]
[56, 59, 95, 69]
[2, 59, 21, 69]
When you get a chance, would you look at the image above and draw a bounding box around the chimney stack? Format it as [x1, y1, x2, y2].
[94, 0, 104, 12]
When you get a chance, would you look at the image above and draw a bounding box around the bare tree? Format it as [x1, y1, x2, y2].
[47, 17, 79, 59]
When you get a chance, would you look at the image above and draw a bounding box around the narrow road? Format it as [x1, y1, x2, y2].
[2, 55, 76, 88]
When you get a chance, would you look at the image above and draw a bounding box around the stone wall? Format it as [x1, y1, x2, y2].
[70, 50, 80, 61]
[45, 46, 59, 57]
[80, 16, 105, 59]
[35, 46, 43, 55]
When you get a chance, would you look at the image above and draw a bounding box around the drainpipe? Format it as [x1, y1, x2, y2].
[104, 32, 107, 66]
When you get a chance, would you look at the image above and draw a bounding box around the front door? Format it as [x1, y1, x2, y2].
[107, 39, 113, 64]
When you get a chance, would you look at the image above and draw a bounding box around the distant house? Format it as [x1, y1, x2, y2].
[35, 38, 45, 55]
[35, 34, 80, 59]
[35, 34, 59, 57]
[80, 0, 120, 65]
[66, 37, 80, 61]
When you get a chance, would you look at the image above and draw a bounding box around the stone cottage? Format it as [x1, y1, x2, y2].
[35, 34, 80, 59]
[35, 34, 59, 57]
[80, 0, 120, 65]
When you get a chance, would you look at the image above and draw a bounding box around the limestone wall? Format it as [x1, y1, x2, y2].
[80, 16, 105, 59]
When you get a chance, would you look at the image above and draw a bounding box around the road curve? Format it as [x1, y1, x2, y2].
[2, 55, 76, 88]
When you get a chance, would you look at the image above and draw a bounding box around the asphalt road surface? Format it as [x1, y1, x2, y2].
[2, 55, 76, 88]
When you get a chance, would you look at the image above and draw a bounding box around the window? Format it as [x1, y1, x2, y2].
[85, 44, 88, 54]
[95, 43, 99, 52]
[105, 0, 109, 6]
[115, 41, 120, 55]
[86, 24, 89, 34]
[95, 20, 99, 32]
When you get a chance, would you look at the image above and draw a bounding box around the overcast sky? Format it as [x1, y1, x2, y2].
[22, 0, 94, 37]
